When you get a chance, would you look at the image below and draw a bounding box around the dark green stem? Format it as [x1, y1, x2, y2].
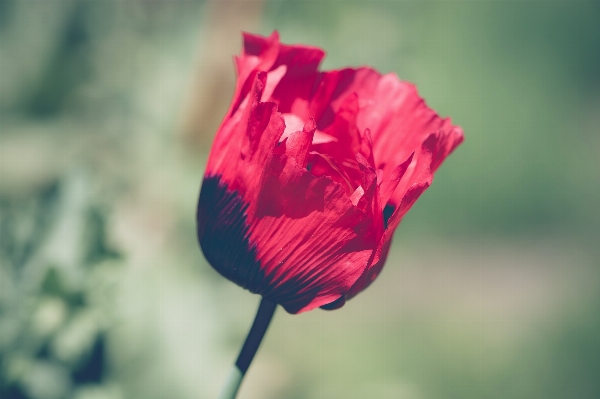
[218, 297, 277, 399]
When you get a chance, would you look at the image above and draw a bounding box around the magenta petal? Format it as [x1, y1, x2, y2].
[251, 157, 375, 313]
[283, 118, 317, 168]
[197, 32, 464, 314]
[379, 153, 414, 208]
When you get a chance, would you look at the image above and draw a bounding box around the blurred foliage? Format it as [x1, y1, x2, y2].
[1, 1, 599, 399]
[266, 0, 600, 239]
[0, 173, 122, 399]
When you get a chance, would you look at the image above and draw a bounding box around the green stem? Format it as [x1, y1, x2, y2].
[218, 298, 277, 399]
[217, 367, 243, 399]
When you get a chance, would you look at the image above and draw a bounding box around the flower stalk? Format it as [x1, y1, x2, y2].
[218, 298, 277, 399]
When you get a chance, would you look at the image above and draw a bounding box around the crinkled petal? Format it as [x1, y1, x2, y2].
[283, 119, 316, 168]
[249, 155, 378, 313]
[199, 31, 464, 314]
[379, 153, 414, 208]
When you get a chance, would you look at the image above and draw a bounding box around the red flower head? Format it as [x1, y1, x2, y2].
[197, 32, 463, 314]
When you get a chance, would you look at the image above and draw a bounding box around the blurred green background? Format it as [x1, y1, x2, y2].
[1, 1, 599, 398]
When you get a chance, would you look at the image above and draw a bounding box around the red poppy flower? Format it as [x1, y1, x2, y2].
[197, 31, 463, 314]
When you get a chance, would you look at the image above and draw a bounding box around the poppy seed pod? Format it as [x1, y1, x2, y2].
[197, 31, 463, 314]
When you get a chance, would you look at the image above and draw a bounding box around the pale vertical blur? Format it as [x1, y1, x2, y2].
[1, 1, 599, 399]
[179, 0, 264, 150]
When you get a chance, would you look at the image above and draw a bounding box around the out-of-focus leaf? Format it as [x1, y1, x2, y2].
[0, 173, 122, 399]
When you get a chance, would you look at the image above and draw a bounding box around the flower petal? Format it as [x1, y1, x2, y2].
[283, 118, 317, 168]
[379, 153, 414, 208]
[199, 32, 464, 314]
[250, 155, 377, 313]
